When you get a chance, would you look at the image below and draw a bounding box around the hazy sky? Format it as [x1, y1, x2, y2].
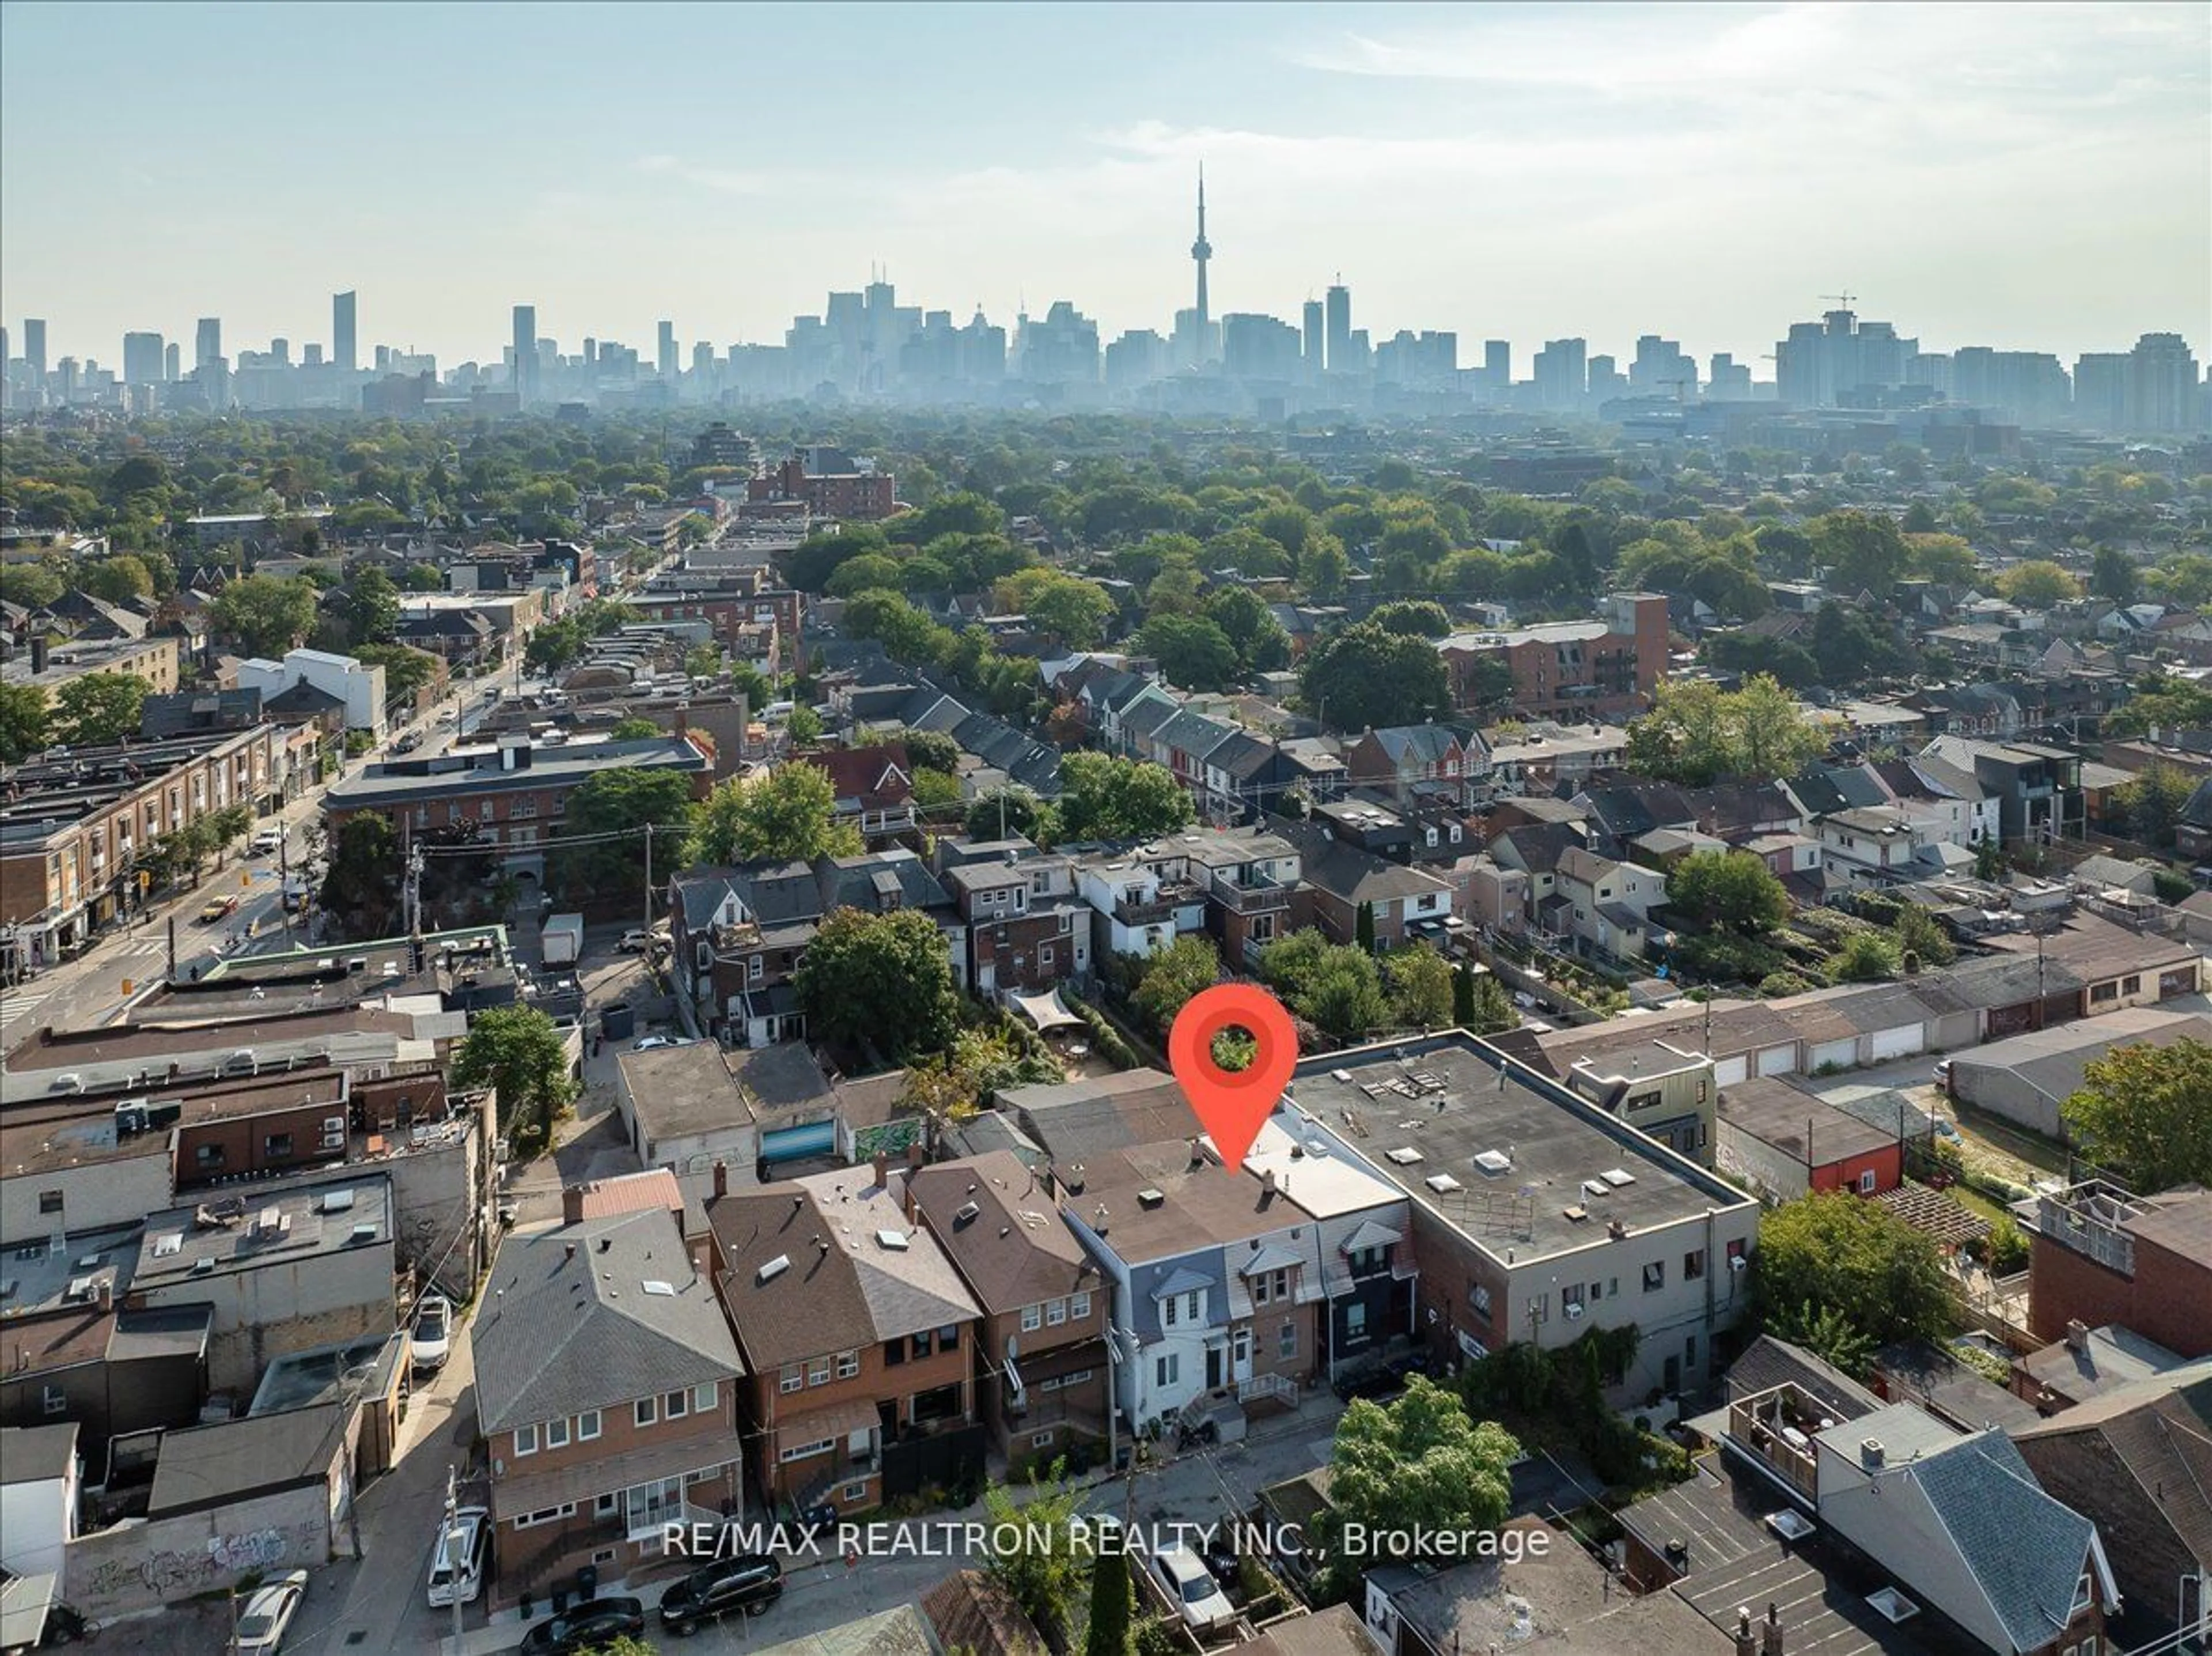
[3, 1, 2205, 372]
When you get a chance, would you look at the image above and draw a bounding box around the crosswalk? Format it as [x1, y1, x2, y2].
[0, 986, 55, 1029]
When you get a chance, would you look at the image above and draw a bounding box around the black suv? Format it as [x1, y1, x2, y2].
[658, 1554, 784, 1636]
[521, 1596, 646, 1654]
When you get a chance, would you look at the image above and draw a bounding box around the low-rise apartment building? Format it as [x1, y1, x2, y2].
[1438, 593, 1668, 721]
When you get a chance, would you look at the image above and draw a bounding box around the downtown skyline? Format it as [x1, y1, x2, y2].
[1, 2, 2205, 370]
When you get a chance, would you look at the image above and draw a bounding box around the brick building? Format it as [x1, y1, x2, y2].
[747, 457, 896, 522]
[1438, 592, 1668, 721]
[2020, 1181, 2212, 1358]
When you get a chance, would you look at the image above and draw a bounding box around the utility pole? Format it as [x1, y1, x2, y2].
[443, 1463, 465, 1653]
[643, 822, 654, 939]
[279, 827, 290, 932]
[166, 915, 177, 983]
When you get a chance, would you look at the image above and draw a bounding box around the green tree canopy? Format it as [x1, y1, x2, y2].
[688, 763, 863, 865]
[1055, 753, 1192, 842]
[965, 786, 1051, 844]
[209, 573, 320, 657]
[555, 767, 698, 895]
[1369, 599, 1453, 638]
[0, 682, 49, 763]
[1810, 508, 1911, 594]
[1994, 559, 2083, 607]
[2062, 1037, 2212, 1193]
[1298, 621, 1452, 732]
[1130, 935, 1222, 1035]
[1323, 1378, 1518, 1587]
[1258, 929, 1389, 1041]
[81, 555, 154, 604]
[1387, 941, 1454, 1029]
[1668, 850, 1791, 937]
[318, 812, 401, 936]
[794, 907, 961, 1063]
[50, 671, 146, 747]
[1137, 613, 1240, 690]
[452, 1004, 577, 1133]
[345, 565, 401, 644]
[1753, 1191, 1953, 1349]
[1626, 675, 1826, 785]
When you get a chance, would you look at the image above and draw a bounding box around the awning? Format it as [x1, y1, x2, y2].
[1007, 988, 1084, 1033]
[774, 1395, 884, 1445]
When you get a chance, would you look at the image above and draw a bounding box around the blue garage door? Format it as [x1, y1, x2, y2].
[761, 1120, 837, 1163]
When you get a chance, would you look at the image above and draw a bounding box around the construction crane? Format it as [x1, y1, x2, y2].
[1657, 376, 1696, 404]
[1820, 291, 1859, 311]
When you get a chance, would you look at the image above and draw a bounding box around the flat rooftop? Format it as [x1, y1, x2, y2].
[133, 1174, 393, 1288]
[619, 1042, 761, 1143]
[1718, 1076, 1897, 1166]
[0, 1221, 143, 1318]
[1283, 1034, 1752, 1264]
[249, 1330, 406, 1416]
[1, 1005, 426, 1101]
[324, 734, 704, 807]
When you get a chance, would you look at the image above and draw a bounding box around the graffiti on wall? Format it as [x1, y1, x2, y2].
[78, 1519, 321, 1608]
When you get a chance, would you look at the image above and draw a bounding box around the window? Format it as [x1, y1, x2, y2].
[1040, 946, 1054, 967]
[2090, 981, 2118, 1004]
[1344, 1302, 1368, 1336]
[1684, 1250, 1705, 1283]
[264, 1132, 294, 1158]
[1726, 1238, 1747, 1268]
[42, 1386, 66, 1417]
[1563, 1283, 1585, 1311]
[512, 1503, 575, 1529]
[1184, 1292, 1200, 1323]
[808, 1356, 831, 1387]
[1279, 1318, 1298, 1359]
[842, 1480, 870, 1502]
[778, 1434, 834, 1463]
[1684, 1334, 1698, 1373]
[514, 1424, 539, 1457]
[635, 1396, 658, 1428]
[1046, 1298, 1067, 1326]
[883, 1339, 906, 1367]
[546, 1416, 571, 1450]
[1232, 1328, 1250, 1368]
[1858, 1169, 1878, 1194]
[37, 1191, 62, 1216]
[693, 1382, 717, 1413]
[1155, 1353, 1179, 1387]
[2121, 975, 2141, 995]
[1162, 1297, 1177, 1328]
[596, 1493, 618, 1516]
[196, 1144, 225, 1169]
[834, 1350, 859, 1380]
[1348, 1246, 1384, 1276]
[910, 1330, 934, 1359]
[748, 956, 763, 982]
[1031, 1430, 1056, 1449]
[1471, 1284, 1493, 1318]
[938, 1324, 960, 1351]
[1643, 1261, 1665, 1292]
[1021, 1304, 1043, 1333]
[577, 1410, 601, 1442]
[665, 1389, 689, 1420]
[781, 1364, 804, 1394]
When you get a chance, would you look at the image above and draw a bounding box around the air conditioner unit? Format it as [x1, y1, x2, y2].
[1729, 1254, 1749, 1272]
[1563, 1302, 1585, 1319]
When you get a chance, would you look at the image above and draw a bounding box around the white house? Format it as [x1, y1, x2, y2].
[0, 1422, 81, 1580]
[235, 648, 387, 735]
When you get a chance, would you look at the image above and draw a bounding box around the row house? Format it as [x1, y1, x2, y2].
[472, 1204, 745, 1609]
[1919, 736, 2084, 846]
[940, 850, 1091, 999]
[707, 1161, 985, 1518]
[1550, 845, 1669, 963]
[1279, 822, 1456, 952]
[0, 725, 284, 966]
[1058, 1125, 1414, 1439]
[905, 1152, 1111, 1477]
[1478, 720, 1628, 797]
[1067, 827, 1303, 966]
[799, 744, 918, 841]
[1342, 724, 1484, 809]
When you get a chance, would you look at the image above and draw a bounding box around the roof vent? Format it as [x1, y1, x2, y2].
[1137, 1189, 1166, 1209]
[1385, 1147, 1425, 1166]
[1426, 1173, 1463, 1194]
[876, 1230, 910, 1252]
[642, 1279, 676, 1295]
[191, 1257, 216, 1276]
[758, 1254, 791, 1283]
[1474, 1150, 1513, 1175]
[953, 1201, 981, 1226]
[321, 1189, 357, 1214]
[349, 1223, 378, 1245]
[1859, 1438, 1885, 1469]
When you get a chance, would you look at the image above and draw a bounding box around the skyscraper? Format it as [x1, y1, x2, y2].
[1324, 278, 1351, 373]
[196, 317, 222, 369]
[122, 331, 165, 385]
[333, 291, 357, 373]
[657, 319, 677, 380]
[164, 342, 181, 381]
[512, 304, 538, 403]
[1191, 168, 1212, 343]
[22, 318, 47, 385]
[1302, 300, 1325, 374]
[2127, 332, 2200, 433]
[1484, 339, 1510, 387]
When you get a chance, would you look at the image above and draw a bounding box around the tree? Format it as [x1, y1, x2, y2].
[1753, 1191, 1952, 1349]
[1258, 931, 1389, 1042]
[689, 763, 862, 865]
[902, 729, 962, 774]
[794, 908, 960, 1063]
[1369, 599, 1452, 638]
[2062, 1038, 2212, 1193]
[1084, 1541, 1133, 1656]
[0, 682, 48, 763]
[1355, 900, 1377, 955]
[1768, 1300, 1878, 1381]
[1137, 614, 1240, 690]
[452, 1004, 577, 1134]
[209, 573, 319, 656]
[785, 704, 824, 746]
[965, 787, 1051, 844]
[1828, 930, 1900, 983]
[683, 642, 723, 680]
[1131, 936, 1222, 1035]
[555, 767, 698, 895]
[353, 642, 439, 700]
[49, 672, 146, 747]
[2105, 673, 2212, 740]
[2110, 764, 2196, 846]
[843, 589, 955, 666]
[345, 566, 400, 644]
[1668, 850, 1790, 937]
[1298, 622, 1451, 732]
[2089, 546, 2139, 604]
[1388, 942, 1453, 1029]
[1995, 559, 2083, 607]
[1002, 570, 1114, 649]
[1810, 508, 1911, 595]
[1055, 753, 1192, 842]
[1627, 676, 1825, 785]
[609, 716, 662, 740]
[1203, 585, 1291, 672]
[1891, 903, 1956, 969]
[1707, 629, 1821, 690]
[980, 1460, 1086, 1649]
[319, 812, 401, 936]
[1323, 1378, 1518, 1590]
[81, 555, 154, 603]
[824, 552, 907, 599]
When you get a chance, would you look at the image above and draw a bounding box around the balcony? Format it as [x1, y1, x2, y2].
[1209, 869, 1293, 914]
[1726, 1384, 1827, 1507]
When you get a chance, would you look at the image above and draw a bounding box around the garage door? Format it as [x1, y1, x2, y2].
[1869, 1024, 1923, 1062]
[1756, 1045, 1796, 1077]
[761, 1120, 837, 1163]
[1713, 1056, 1749, 1087]
[1809, 1037, 1857, 1072]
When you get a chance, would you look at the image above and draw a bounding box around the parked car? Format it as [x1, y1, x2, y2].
[426, 1505, 490, 1608]
[521, 1597, 647, 1654]
[632, 1034, 693, 1052]
[616, 928, 654, 954]
[658, 1554, 783, 1635]
[1931, 1058, 1953, 1087]
[230, 1570, 308, 1655]
[410, 1292, 452, 1375]
[198, 895, 240, 924]
[1152, 1547, 1236, 1635]
[393, 732, 423, 754]
[250, 826, 284, 855]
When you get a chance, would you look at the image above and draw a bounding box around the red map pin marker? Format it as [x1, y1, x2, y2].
[1169, 983, 1300, 1175]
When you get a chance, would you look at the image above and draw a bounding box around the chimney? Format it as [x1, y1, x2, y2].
[672, 706, 688, 741]
[1733, 1609, 1756, 1656]
[906, 1141, 925, 1170]
[564, 1243, 578, 1264]
[597, 1235, 612, 1254]
[873, 1151, 889, 1189]
[2064, 1319, 2089, 1352]
[1761, 1604, 1784, 1656]
[713, 1160, 728, 1199]
[562, 1184, 586, 1224]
